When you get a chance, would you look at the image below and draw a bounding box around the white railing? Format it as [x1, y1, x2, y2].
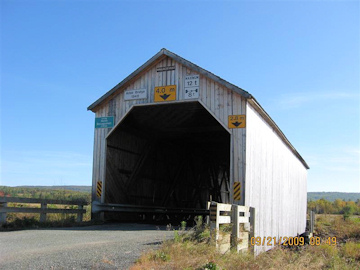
[208, 201, 255, 254]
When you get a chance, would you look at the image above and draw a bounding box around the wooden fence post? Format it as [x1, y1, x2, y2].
[232, 205, 239, 250]
[232, 205, 250, 253]
[310, 210, 315, 234]
[40, 203, 47, 222]
[211, 202, 232, 253]
[0, 202, 7, 224]
[77, 205, 84, 222]
[206, 201, 211, 225]
[209, 201, 217, 233]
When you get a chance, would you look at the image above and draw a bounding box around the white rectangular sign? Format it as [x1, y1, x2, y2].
[184, 75, 199, 99]
[184, 87, 199, 99]
[124, 89, 147, 101]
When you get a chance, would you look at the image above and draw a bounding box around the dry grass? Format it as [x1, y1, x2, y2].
[315, 215, 360, 242]
[1, 204, 93, 231]
[131, 215, 360, 270]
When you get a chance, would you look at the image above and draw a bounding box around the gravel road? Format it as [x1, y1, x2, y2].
[0, 223, 174, 269]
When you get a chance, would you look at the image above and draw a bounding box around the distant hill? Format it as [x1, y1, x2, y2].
[15, 185, 91, 193]
[3, 186, 359, 202]
[307, 192, 360, 202]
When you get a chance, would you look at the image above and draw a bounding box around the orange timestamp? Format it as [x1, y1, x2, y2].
[250, 236, 337, 246]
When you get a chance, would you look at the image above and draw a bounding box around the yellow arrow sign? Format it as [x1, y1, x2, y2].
[228, 115, 246, 128]
[154, 85, 176, 102]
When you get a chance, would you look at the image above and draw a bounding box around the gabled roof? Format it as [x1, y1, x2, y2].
[87, 48, 309, 169]
[87, 48, 253, 111]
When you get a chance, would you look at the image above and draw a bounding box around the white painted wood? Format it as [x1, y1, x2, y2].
[218, 216, 231, 224]
[237, 216, 250, 224]
[217, 203, 232, 212]
[245, 102, 307, 255]
[89, 54, 307, 256]
[237, 205, 249, 212]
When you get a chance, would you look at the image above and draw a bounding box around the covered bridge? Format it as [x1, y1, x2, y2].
[87, 48, 309, 252]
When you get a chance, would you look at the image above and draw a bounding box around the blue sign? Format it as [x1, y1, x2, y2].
[95, 116, 114, 128]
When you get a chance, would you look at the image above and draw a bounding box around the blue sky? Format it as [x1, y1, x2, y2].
[1, 0, 359, 192]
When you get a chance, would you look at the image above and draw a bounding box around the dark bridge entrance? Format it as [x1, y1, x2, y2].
[100, 101, 230, 222]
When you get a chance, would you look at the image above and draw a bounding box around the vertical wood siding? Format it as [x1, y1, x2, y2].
[245, 103, 307, 255]
[90, 55, 307, 255]
[91, 56, 247, 203]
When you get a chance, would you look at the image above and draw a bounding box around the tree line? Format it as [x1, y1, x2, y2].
[308, 198, 360, 218]
[0, 186, 91, 203]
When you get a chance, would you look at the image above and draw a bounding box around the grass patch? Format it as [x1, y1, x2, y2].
[131, 215, 360, 270]
[0, 215, 102, 231]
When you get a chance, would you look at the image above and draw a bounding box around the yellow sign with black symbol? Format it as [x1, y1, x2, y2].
[233, 181, 241, 201]
[228, 115, 246, 128]
[154, 85, 176, 102]
[96, 181, 102, 198]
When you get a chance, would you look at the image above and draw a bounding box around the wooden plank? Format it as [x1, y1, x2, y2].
[199, 74, 206, 104]
[214, 83, 220, 118]
[157, 60, 163, 87]
[174, 61, 179, 99]
[236, 205, 250, 212]
[91, 126, 98, 201]
[219, 85, 225, 124]
[171, 58, 175, 85]
[241, 98, 246, 206]
[217, 203, 232, 211]
[178, 62, 183, 100]
[206, 78, 211, 109]
[166, 57, 171, 85]
[151, 62, 157, 103]
[162, 58, 167, 85]
[100, 107, 107, 204]
[218, 216, 231, 224]
[0, 207, 86, 214]
[237, 217, 250, 224]
[210, 81, 215, 112]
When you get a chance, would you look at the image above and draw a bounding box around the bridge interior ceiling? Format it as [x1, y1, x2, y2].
[105, 101, 230, 210]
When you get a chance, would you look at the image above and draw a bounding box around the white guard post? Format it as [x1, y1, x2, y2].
[209, 201, 255, 254]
